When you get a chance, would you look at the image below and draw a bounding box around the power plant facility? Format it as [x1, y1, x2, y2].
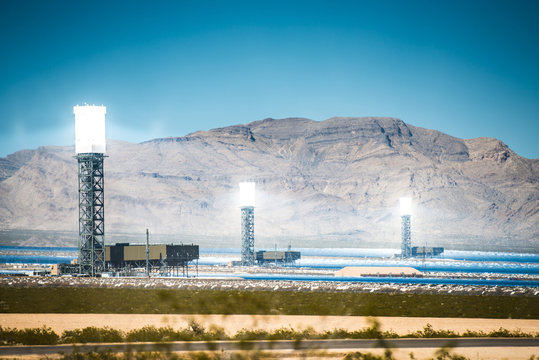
[411, 246, 444, 257]
[64, 107, 302, 276]
[335, 266, 423, 278]
[6, 102, 527, 300]
[49, 105, 437, 277]
[239, 182, 256, 266]
[74, 104, 107, 276]
[398, 197, 444, 258]
[105, 243, 199, 276]
[68, 104, 202, 277]
[399, 197, 412, 258]
[255, 250, 301, 265]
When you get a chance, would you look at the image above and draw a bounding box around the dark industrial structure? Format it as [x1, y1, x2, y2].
[239, 182, 256, 266]
[76, 152, 106, 276]
[398, 198, 443, 258]
[400, 213, 412, 258]
[411, 246, 444, 257]
[399, 197, 412, 258]
[241, 207, 255, 265]
[255, 250, 301, 265]
[74, 104, 107, 276]
[105, 243, 199, 276]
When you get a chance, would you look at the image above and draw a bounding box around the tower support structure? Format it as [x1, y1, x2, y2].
[241, 206, 255, 266]
[76, 153, 105, 276]
[401, 214, 411, 258]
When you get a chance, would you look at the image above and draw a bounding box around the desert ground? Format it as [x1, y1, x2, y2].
[1, 347, 538, 360]
[1, 314, 538, 359]
[1, 275, 537, 359]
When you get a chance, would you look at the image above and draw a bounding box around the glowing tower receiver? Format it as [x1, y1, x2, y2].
[239, 182, 255, 266]
[74, 105, 106, 154]
[400, 197, 412, 258]
[74, 104, 107, 276]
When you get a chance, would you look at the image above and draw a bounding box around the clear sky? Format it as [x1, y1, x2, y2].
[1, 0, 538, 158]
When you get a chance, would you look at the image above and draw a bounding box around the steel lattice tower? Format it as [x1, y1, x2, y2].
[74, 103, 107, 276]
[241, 206, 255, 266]
[401, 214, 411, 258]
[76, 153, 106, 276]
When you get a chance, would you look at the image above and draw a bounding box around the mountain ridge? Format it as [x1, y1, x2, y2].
[0, 117, 537, 251]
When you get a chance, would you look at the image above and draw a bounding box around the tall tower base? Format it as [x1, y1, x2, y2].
[76, 153, 105, 276]
[241, 206, 255, 266]
[401, 214, 411, 258]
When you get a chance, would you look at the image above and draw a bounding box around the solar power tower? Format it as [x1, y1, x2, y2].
[239, 182, 255, 266]
[400, 197, 412, 258]
[74, 104, 107, 276]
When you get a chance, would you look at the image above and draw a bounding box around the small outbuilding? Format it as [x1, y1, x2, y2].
[335, 266, 423, 277]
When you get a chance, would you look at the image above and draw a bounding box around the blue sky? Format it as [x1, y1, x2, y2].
[1, 0, 538, 158]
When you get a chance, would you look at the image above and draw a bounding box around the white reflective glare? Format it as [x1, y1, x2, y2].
[74, 105, 106, 154]
[400, 197, 412, 216]
[239, 182, 255, 207]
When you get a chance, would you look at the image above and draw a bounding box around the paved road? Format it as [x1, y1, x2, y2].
[1, 338, 538, 356]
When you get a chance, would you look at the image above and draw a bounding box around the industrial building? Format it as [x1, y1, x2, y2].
[411, 246, 444, 257]
[105, 243, 199, 276]
[255, 250, 301, 265]
[50, 260, 79, 276]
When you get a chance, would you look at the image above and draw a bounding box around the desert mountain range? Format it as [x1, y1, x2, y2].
[0, 117, 537, 251]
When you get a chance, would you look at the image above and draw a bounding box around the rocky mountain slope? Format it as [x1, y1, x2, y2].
[0, 117, 537, 251]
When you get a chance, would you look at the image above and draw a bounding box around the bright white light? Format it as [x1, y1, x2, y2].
[74, 104, 106, 154]
[400, 197, 412, 216]
[239, 182, 255, 207]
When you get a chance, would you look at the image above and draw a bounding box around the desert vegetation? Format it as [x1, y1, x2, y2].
[0, 287, 537, 319]
[0, 321, 536, 346]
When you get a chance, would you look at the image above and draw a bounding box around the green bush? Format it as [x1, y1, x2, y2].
[61, 327, 124, 344]
[0, 326, 59, 345]
[322, 327, 399, 339]
[201, 325, 226, 341]
[433, 347, 469, 360]
[264, 327, 315, 341]
[323, 318, 398, 340]
[19, 326, 60, 345]
[0, 326, 17, 345]
[0, 323, 536, 347]
[460, 329, 486, 337]
[234, 329, 270, 341]
[343, 350, 395, 360]
[123, 323, 226, 343]
[126, 326, 179, 342]
[407, 324, 458, 338]
[487, 327, 526, 337]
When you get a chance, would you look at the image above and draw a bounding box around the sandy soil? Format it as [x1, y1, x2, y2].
[1, 347, 537, 360]
[328, 347, 539, 360]
[1, 314, 538, 335]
